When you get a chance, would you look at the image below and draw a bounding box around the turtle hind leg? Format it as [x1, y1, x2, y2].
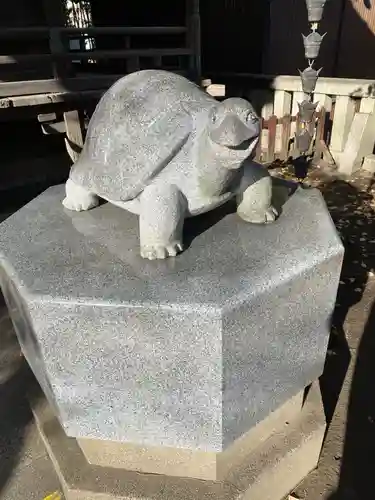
[236, 160, 278, 224]
[139, 183, 187, 260]
[62, 178, 99, 211]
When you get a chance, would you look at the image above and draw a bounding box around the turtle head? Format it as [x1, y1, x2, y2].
[208, 98, 260, 149]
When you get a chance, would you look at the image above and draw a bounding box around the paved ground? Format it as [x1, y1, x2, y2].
[0, 163, 375, 500]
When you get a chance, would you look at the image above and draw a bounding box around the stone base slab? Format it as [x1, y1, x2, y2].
[77, 389, 304, 481]
[31, 381, 326, 500]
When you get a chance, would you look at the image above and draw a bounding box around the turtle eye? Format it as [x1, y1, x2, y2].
[211, 111, 217, 124]
[246, 111, 258, 124]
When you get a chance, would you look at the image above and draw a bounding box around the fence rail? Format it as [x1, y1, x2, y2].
[211, 72, 375, 172]
[0, 48, 193, 65]
[0, 24, 200, 86]
[0, 26, 188, 38]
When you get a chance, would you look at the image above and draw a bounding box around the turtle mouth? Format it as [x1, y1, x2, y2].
[227, 137, 256, 151]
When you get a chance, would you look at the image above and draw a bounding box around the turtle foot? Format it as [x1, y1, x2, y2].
[140, 241, 183, 260]
[62, 178, 99, 212]
[238, 206, 278, 224]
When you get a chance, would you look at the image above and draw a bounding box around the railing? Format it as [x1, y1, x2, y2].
[210, 72, 375, 172]
[0, 25, 200, 96]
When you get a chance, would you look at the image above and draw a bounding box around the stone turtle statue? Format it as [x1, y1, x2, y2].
[63, 70, 278, 259]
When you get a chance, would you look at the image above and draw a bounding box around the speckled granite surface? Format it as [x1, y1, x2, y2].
[0, 184, 343, 451]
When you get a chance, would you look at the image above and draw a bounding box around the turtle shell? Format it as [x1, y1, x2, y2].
[70, 70, 215, 202]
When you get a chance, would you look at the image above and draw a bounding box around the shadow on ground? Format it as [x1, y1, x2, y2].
[321, 177, 375, 499]
[280, 170, 375, 499]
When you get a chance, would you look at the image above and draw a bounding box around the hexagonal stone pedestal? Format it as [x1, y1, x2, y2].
[0, 184, 343, 500]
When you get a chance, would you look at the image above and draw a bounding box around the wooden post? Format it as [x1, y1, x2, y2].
[274, 90, 292, 117]
[186, 0, 201, 82]
[274, 90, 292, 154]
[125, 36, 140, 73]
[255, 119, 263, 162]
[360, 97, 375, 114]
[313, 93, 332, 113]
[307, 113, 317, 157]
[291, 91, 305, 138]
[50, 28, 70, 79]
[279, 115, 292, 161]
[292, 114, 302, 159]
[312, 107, 326, 165]
[266, 115, 277, 164]
[42, 0, 71, 79]
[64, 110, 84, 163]
[330, 95, 355, 153]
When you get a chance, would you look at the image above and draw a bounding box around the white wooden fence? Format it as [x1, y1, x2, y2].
[208, 74, 375, 173]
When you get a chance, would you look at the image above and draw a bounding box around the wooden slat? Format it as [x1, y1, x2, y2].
[292, 113, 302, 159]
[360, 97, 375, 113]
[0, 48, 192, 65]
[0, 54, 52, 64]
[127, 56, 141, 73]
[0, 27, 49, 38]
[313, 93, 332, 113]
[50, 27, 70, 79]
[279, 115, 292, 161]
[209, 72, 375, 98]
[274, 90, 291, 155]
[307, 114, 317, 157]
[62, 26, 188, 35]
[312, 107, 326, 165]
[186, 0, 201, 81]
[0, 26, 187, 38]
[41, 121, 66, 135]
[266, 115, 277, 163]
[273, 90, 292, 117]
[0, 75, 123, 97]
[0, 89, 105, 108]
[255, 119, 263, 162]
[152, 56, 163, 68]
[330, 95, 356, 152]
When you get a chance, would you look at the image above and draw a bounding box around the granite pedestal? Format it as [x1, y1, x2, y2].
[0, 183, 343, 499]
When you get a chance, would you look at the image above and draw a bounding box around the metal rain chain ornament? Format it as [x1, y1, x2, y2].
[302, 31, 326, 59]
[298, 101, 318, 123]
[305, 0, 328, 23]
[295, 129, 313, 153]
[299, 65, 322, 94]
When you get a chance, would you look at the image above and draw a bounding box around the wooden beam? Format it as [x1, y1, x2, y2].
[0, 75, 123, 98]
[186, 0, 201, 82]
[61, 26, 187, 35]
[209, 72, 375, 99]
[0, 27, 49, 38]
[0, 48, 193, 65]
[0, 89, 104, 108]
[0, 26, 187, 38]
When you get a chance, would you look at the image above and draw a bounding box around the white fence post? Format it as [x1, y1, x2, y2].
[330, 96, 356, 154]
[274, 90, 292, 152]
[360, 97, 375, 114]
[313, 93, 332, 112]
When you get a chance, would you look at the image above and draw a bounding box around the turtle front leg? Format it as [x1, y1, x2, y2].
[139, 183, 187, 260]
[63, 178, 99, 211]
[236, 160, 278, 224]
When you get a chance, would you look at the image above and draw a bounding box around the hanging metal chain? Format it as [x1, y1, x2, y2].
[295, 0, 328, 153]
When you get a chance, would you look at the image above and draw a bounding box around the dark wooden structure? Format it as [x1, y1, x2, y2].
[265, 0, 375, 79]
[0, 0, 201, 160]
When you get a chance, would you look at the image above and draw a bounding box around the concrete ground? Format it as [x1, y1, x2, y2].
[0, 163, 375, 500]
